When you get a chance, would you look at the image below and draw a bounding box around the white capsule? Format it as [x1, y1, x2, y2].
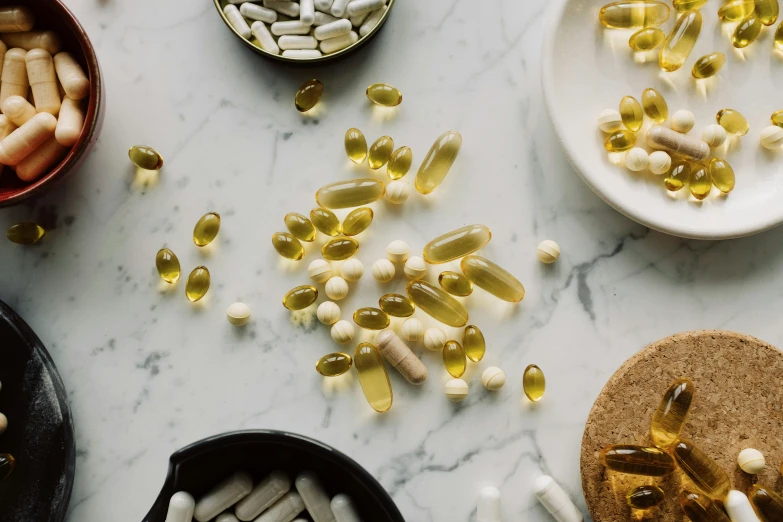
[760, 125, 783, 150]
[477, 486, 501, 522]
[330, 494, 361, 522]
[350, 11, 370, 26]
[223, 4, 252, 39]
[330, 0, 352, 17]
[625, 147, 649, 172]
[671, 109, 695, 133]
[725, 490, 761, 522]
[737, 448, 765, 474]
[295, 471, 336, 522]
[340, 258, 364, 281]
[372, 258, 395, 282]
[702, 124, 727, 148]
[532, 475, 583, 522]
[308, 259, 332, 283]
[404, 256, 427, 279]
[597, 109, 622, 133]
[264, 0, 301, 17]
[239, 3, 278, 23]
[325, 276, 349, 300]
[251, 21, 280, 55]
[385, 180, 410, 204]
[278, 35, 318, 50]
[194, 471, 253, 522]
[423, 327, 446, 351]
[165, 491, 195, 522]
[536, 240, 560, 264]
[330, 320, 354, 343]
[256, 491, 306, 522]
[386, 240, 410, 263]
[216, 513, 240, 522]
[300, 0, 315, 25]
[320, 32, 358, 54]
[647, 150, 671, 175]
[401, 317, 424, 342]
[271, 20, 312, 35]
[360, 7, 386, 36]
[314, 11, 340, 25]
[346, 0, 386, 17]
[314, 19, 352, 40]
[282, 49, 323, 58]
[481, 367, 506, 391]
[445, 378, 468, 402]
[314, 0, 334, 13]
[317, 301, 341, 325]
[234, 471, 291, 521]
[226, 302, 251, 326]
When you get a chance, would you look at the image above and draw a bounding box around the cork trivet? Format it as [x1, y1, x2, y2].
[581, 330, 783, 521]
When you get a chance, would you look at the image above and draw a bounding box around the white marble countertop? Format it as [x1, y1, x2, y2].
[4, 0, 783, 520]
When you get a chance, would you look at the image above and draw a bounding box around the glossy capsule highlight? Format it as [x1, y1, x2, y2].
[284, 212, 316, 242]
[717, 108, 749, 135]
[718, 0, 754, 21]
[442, 340, 466, 378]
[664, 160, 690, 191]
[673, 439, 731, 500]
[710, 158, 735, 193]
[128, 145, 163, 170]
[627, 485, 664, 510]
[776, 21, 783, 51]
[673, 0, 707, 10]
[316, 352, 352, 376]
[733, 13, 762, 47]
[523, 364, 546, 401]
[0, 454, 14, 482]
[605, 129, 636, 151]
[650, 378, 694, 449]
[344, 128, 368, 164]
[423, 224, 492, 264]
[462, 325, 485, 362]
[6, 222, 44, 244]
[641, 88, 668, 122]
[368, 135, 394, 170]
[619, 96, 643, 131]
[755, 0, 779, 25]
[629, 27, 665, 50]
[438, 271, 473, 296]
[772, 109, 783, 128]
[155, 248, 181, 283]
[599, 1, 671, 28]
[282, 285, 318, 310]
[273, 232, 305, 261]
[310, 207, 341, 236]
[366, 83, 402, 107]
[599, 445, 676, 476]
[749, 484, 783, 521]
[342, 207, 373, 236]
[353, 307, 390, 330]
[379, 293, 415, 317]
[692, 52, 725, 79]
[415, 130, 462, 195]
[680, 490, 731, 522]
[295, 79, 323, 112]
[659, 10, 702, 72]
[193, 212, 220, 247]
[689, 163, 711, 200]
[321, 237, 359, 261]
[354, 343, 393, 413]
[387, 146, 412, 180]
[407, 280, 469, 327]
[461, 255, 525, 303]
[315, 178, 385, 209]
[185, 266, 210, 302]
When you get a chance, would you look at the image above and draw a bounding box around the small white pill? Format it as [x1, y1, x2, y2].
[445, 378, 468, 402]
[294, 472, 334, 522]
[314, 11, 340, 25]
[331, 320, 354, 343]
[330, 0, 352, 17]
[317, 301, 341, 325]
[725, 490, 760, 522]
[166, 491, 195, 522]
[251, 21, 280, 55]
[401, 318, 424, 342]
[224, 4, 252, 39]
[372, 258, 395, 282]
[671, 109, 695, 133]
[271, 20, 312, 35]
[320, 32, 358, 54]
[532, 475, 583, 522]
[737, 448, 765, 474]
[597, 109, 622, 133]
[234, 471, 291, 521]
[314, 19, 352, 40]
[314, 0, 334, 13]
[239, 3, 278, 23]
[194, 471, 253, 522]
[282, 49, 323, 58]
[325, 276, 349, 300]
[264, 0, 300, 17]
[330, 494, 361, 522]
[537, 240, 560, 264]
[647, 150, 671, 175]
[340, 258, 364, 281]
[424, 327, 446, 351]
[216, 513, 239, 522]
[385, 180, 410, 204]
[278, 35, 318, 50]
[346, 0, 386, 17]
[702, 124, 727, 148]
[481, 367, 506, 391]
[404, 256, 427, 280]
[300, 0, 315, 25]
[350, 11, 370, 26]
[386, 240, 410, 263]
[760, 125, 783, 149]
[256, 491, 306, 522]
[308, 259, 332, 283]
[625, 147, 649, 172]
[226, 302, 251, 326]
[477, 486, 501, 522]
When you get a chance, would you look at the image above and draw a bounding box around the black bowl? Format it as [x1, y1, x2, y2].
[141, 430, 404, 522]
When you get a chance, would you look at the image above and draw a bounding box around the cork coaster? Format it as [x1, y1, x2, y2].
[580, 330, 783, 521]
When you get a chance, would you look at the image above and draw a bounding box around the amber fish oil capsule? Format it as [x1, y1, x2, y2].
[387, 146, 412, 179]
[407, 280, 469, 327]
[692, 52, 725, 79]
[629, 27, 665, 51]
[461, 255, 525, 303]
[129, 145, 164, 170]
[733, 13, 762, 47]
[600, 445, 676, 476]
[185, 266, 210, 302]
[316, 353, 352, 376]
[321, 237, 359, 261]
[604, 129, 636, 152]
[619, 96, 643, 132]
[710, 158, 735, 193]
[719, 0, 755, 21]
[641, 88, 668, 122]
[462, 325, 485, 362]
[366, 83, 402, 107]
[193, 212, 220, 247]
[415, 130, 462, 194]
[378, 293, 415, 317]
[650, 378, 694, 449]
[295, 79, 323, 113]
[283, 285, 318, 310]
[689, 163, 711, 200]
[368, 135, 394, 170]
[273, 232, 305, 260]
[749, 484, 783, 521]
[776, 21, 783, 51]
[681, 490, 731, 522]
[627, 485, 664, 510]
[438, 271, 473, 296]
[0, 454, 13, 482]
[6, 222, 44, 244]
[342, 207, 373, 236]
[772, 110, 783, 128]
[353, 307, 390, 330]
[673, 440, 731, 500]
[443, 340, 467, 378]
[285, 212, 316, 242]
[755, 0, 779, 25]
[659, 10, 702, 72]
[310, 207, 341, 236]
[523, 364, 546, 401]
[423, 224, 492, 264]
[354, 343, 393, 412]
[344, 128, 367, 163]
[599, 1, 671, 28]
[718, 110, 749, 135]
[156, 248, 181, 283]
[673, 0, 707, 10]
[315, 178, 385, 209]
[664, 160, 690, 191]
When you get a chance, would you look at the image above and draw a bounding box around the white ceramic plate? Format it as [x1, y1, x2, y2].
[543, 0, 783, 239]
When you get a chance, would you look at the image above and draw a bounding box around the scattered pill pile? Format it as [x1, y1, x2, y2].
[222, 0, 388, 59]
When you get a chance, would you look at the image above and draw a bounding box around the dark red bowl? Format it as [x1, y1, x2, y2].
[0, 0, 104, 208]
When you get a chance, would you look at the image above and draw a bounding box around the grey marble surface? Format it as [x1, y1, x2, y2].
[2, 0, 783, 520]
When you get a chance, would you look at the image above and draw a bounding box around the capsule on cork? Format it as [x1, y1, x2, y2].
[55, 97, 85, 146]
[0, 48, 28, 105]
[26, 49, 60, 115]
[0, 6, 35, 32]
[16, 136, 68, 182]
[0, 112, 57, 166]
[0, 31, 63, 55]
[375, 329, 428, 385]
[2, 95, 35, 126]
[53, 52, 89, 100]
[646, 126, 710, 161]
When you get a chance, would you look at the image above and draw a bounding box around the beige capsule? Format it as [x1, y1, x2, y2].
[0, 48, 28, 105]
[375, 329, 428, 384]
[26, 49, 60, 115]
[16, 136, 68, 182]
[2, 95, 35, 126]
[55, 97, 85, 147]
[0, 31, 63, 55]
[0, 6, 35, 32]
[53, 52, 89, 100]
[0, 112, 57, 166]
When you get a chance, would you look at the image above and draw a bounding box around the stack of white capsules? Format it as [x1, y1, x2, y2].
[164, 469, 363, 522]
[0, 5, 90, 184]
[223, 0, 388, 58]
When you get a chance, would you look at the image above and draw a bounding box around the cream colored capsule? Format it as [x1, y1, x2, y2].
[16, 136, 68, 182]
[445, 378, 468, 402]
[251, 21, 280, 55]
[2, 95, 35, 126]
[224, 4, 252, 39]
[0, 48, 28, 105]
[423, 327, 446, 351]
[647, 125, 710, 161]
[53, 52, 89, 100]
[482, 367, 506, 391]
[0, 31, 62, 55]
[760, 125, 783, 149]
[55, 97, 85, 146]
[320, 31, 358, 54]
[0, 112, 57, 166]
[0, 6, 35, 32]
[359, 6, 386, 36]
[226, 302, 251, 326]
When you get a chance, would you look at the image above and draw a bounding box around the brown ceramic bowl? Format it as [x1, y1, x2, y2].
[0, 0, 104, 208]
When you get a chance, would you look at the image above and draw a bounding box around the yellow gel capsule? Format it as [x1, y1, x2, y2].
[689, 163, 711, 200]
[442, 340, 466, 378]
[365, 83, 402, 107]
[387, 146, 412, 180]
[353, 307, 390, 330]
[438, 271, 473, 296]
[354, 343, 393, 413]
[295, 79, 322, 113]
[315, 178, 385, 209]
[664, 160, 690, 191]
[523, 364, 546, 401]
[284, 212, 316, 242]
[461, 255, 525, 303]
[641, 88, 668, 122]
[600, 445, 676, 476]
[272, 232, 305, 261]
[650, 378, 694, 449]
[629, 27, 665, 50]
[282, 285, 318, 310]
[659, 10, 702, 72]
[755, 0, 779, 25]
[316, 352, 352, 377]
[0, 454, 15, 482]
[599, 1, 671, 28]
[368, 135, 394, 170]
[406, 280, 469, 327]
[321, 237, 359, 261]
[681, 490, 732, 522]
[414, 130, 462, 195]
[378, 293, 415, 317]
[717, 108, 749, 135]
[128, 145, 163, 170]
[673, 0, 707, 10]
[185, 266, 210, 302]
[193, 212, 220, 247]
[733, 14, 762, 47]
[604, 129, 636, 151]
[718, 0, 755, 21]
[672, 440, 731, 500]
[462, 325, 485, 362]
[344, 128, 368, 164]
[423, 224, 492, 264]
[619, 96, 644, 131]
[775, 21, 783, 51]
[627, 485, 665, 510]
[749, 484, 783, 521]
[310, 207, 341, 236]
[772, 109, 783, 128]
[709, 158, 735, 193]
[692, 52, 725, 79]
[6, 222, 44, 244]
[342, 207, 373, 236]
[155, 248, 181, 283]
